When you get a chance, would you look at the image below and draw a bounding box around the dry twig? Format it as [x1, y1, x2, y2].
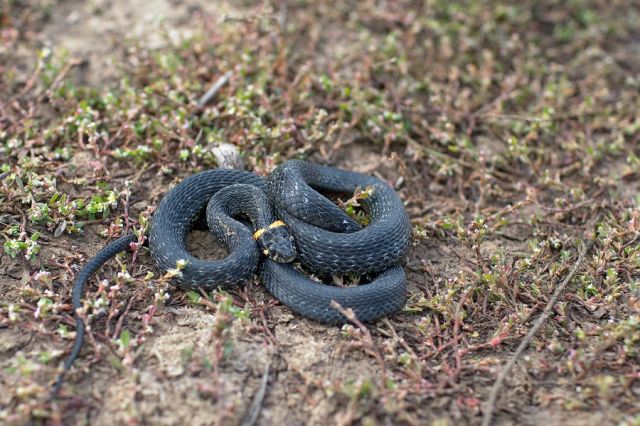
[330, 301, 387, 383]
[241, 360, 271, 426]
[197, 71, 233, 108]
[481, 238, 595, 426]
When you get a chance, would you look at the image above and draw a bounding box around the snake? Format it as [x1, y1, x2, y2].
[52, 160, 411, 394]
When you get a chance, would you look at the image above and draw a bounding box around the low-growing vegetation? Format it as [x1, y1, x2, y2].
[0, 0, 638, 424]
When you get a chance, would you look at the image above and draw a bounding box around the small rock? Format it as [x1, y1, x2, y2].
[428, 181, 444, 194]
[592, 306, 607, 319]
[212, 143, 243, 169]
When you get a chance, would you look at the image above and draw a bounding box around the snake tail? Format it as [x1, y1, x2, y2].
[52, 233, 138, 396]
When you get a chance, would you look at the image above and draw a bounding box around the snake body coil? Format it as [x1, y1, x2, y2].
[53, 160, 410, 394]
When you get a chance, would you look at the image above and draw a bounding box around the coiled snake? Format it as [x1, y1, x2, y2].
[53, 160, 411, 393]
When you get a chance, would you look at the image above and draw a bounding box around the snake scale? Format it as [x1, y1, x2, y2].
[53, 160, 411, 393]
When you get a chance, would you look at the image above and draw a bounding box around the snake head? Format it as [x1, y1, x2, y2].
[255, 221, 297, 263]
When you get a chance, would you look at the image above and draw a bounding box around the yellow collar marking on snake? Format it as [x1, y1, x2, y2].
[253, 220, 287, 240]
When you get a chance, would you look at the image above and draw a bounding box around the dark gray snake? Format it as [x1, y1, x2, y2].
[53, 160, 411, 393]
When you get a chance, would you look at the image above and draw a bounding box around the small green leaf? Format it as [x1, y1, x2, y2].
[120, 329, 131, 348]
